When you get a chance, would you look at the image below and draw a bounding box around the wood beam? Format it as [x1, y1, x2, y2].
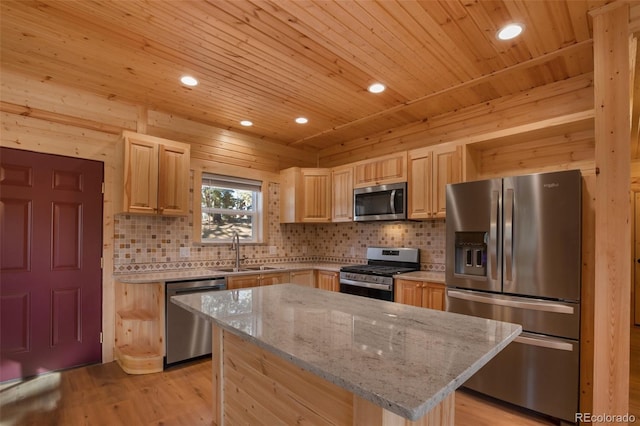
[591, 2, 632, 421]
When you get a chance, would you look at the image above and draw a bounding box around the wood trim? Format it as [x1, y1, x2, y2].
[591, 2, 631, 416]
[580, 175, 596, 414]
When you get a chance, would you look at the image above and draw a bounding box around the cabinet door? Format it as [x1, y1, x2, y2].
[158, 144, 190, 216]
[408, 153, 433, 219]
[301, 169, 331, 222]
[290, 270, 315, 287]
[423, 283, 446, 311]
[332, 166, 353, 222]
[317, 271, 339, 292]
[353, 152, 407, 188]
[431, 145, 461, 219]
[124, 138, 159, 214]
[394, 279, 423, 307]
[227, 275, 260, 289]
[261, 272, 290, 286]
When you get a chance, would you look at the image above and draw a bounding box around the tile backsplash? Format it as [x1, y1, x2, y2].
[113, 182, 445, 273]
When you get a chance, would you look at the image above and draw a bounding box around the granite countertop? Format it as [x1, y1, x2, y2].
[395, 270, 446, 283]
[172, 284, 521, 421]
[114, 262, 346, 284]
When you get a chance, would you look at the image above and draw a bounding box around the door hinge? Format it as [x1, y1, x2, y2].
[100, 332, 103, 344]
[100, 257, 104, 269]
[101, 182, 105, 194]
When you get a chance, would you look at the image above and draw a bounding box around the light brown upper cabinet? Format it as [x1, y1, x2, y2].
[408, 145, 462, 219]
[331, 165, 353, 222]
[280, 167, 331, 223]
[353, 152, 407, 188]
[118, 131, 190, 216]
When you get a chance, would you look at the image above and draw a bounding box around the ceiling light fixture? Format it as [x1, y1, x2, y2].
[368, 83, 386, 94]
[180, 75, 198, 86]
[240, 120, 253, 127]
[497, 23, 524, 40]
[295, 117, 308, 124]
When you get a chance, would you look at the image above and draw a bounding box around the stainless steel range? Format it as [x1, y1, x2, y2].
[339, 247, 420, 301]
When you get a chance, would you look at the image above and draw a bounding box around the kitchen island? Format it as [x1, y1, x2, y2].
[172, 284, 521, 425]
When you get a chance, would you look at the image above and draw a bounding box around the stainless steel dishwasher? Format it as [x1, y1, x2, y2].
[165, 277, 226, 367]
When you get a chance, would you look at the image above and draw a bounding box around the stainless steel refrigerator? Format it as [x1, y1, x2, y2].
[445, 169, 581, 423]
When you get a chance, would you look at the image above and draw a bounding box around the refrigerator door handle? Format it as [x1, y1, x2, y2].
[447, 289, 575, 314]
[489, 189, 500, 281]
[504, 187, 514, 283]
[515, 332, 574, 352]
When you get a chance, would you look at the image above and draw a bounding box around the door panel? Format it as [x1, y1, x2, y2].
[0, 147, 103, 381]
[1, 198, 31, 271]
[504, 171, 581, 300]
[52, 202, 82, 269]
[445, 178, 502, 292]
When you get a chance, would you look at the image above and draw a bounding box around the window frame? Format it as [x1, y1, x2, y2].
[194, 170, 267, 244]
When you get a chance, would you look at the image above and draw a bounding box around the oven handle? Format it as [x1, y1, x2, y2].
[340, 278, 392, 292]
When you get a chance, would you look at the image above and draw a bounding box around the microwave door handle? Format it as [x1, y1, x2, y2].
[390, 189, 396, 214]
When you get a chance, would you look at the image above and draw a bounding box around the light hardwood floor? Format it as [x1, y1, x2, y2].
[2, 328, 639, 426]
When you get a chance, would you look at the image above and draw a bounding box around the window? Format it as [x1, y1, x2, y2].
[200, 173, 263, 243]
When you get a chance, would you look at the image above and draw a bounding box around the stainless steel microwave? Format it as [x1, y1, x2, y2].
[353, 182, 407, 221]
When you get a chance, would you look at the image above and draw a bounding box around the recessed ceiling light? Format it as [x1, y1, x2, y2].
[240, 120, 253, 127]
[180, 75, 198, 86]
[295, 117, 308, 124]
[497, 23, 524, 40]
[368, 83, 386, 94]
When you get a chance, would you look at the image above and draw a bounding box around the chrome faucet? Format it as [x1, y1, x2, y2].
[231, 231, 241, 271]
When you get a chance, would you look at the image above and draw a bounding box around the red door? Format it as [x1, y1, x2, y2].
[0, 147, 103, 381]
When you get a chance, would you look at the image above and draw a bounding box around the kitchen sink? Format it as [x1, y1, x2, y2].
[212, 265, 281, 273]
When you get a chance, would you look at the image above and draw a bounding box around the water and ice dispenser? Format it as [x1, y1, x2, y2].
[454, 232, 487, 277]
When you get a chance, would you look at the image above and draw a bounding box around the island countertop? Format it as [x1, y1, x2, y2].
[172, 284, 521, 422]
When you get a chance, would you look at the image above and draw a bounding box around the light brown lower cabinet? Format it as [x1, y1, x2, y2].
[289, 269, 315, 287]
[394, 279, 446, 311]
[316, 270, 340, 292]
[227, 274, 260, 289]
[227, 272, 291, 289]
[260, 271, 290, 286]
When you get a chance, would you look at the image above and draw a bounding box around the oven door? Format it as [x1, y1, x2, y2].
[339, 279, 394, 301]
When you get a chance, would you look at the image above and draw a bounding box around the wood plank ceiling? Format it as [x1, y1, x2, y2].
[0, 0, 608, 152]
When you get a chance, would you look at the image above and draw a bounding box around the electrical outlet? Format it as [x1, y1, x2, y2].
[269, 246, 277, 255]
[349, 247, 355, 256]
[179, 247, 190, 258]
[301, 246, 308, 254]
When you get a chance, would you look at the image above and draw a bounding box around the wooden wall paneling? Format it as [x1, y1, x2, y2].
[475, 129, 595, 178]
[147, 111, 317, 172]
[319, 74, 595, 167]
[591, 2, 631, 417]
[0, 111, 123, 364]
[0, 70, 138, 131]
